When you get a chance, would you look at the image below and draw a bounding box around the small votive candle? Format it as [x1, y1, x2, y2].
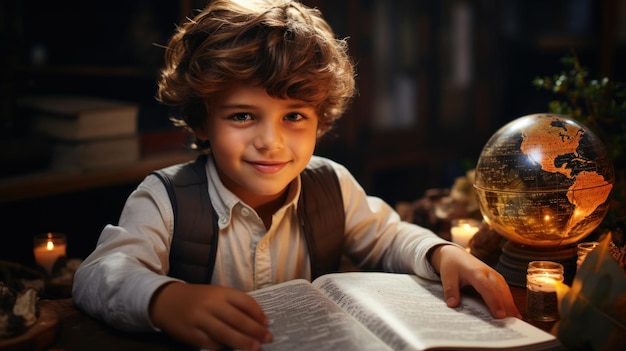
[576, 241, 599, 271]
[33, 232, 67, 275]
[526, 261, 564, 322]
[450, 218, 481, 248]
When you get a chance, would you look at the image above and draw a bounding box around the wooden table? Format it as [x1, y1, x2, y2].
[34, 298, 193, 351]
[25, 285, 556, 351]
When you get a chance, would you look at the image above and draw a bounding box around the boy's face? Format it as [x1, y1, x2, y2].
[197, 83, 319, 207]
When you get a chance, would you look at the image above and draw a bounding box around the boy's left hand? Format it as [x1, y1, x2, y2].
[429, 244, 522, 319]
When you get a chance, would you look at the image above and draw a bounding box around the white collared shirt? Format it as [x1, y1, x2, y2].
[72, 155, 449, 331]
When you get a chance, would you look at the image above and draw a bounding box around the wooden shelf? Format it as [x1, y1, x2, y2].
[0, 150, 197, 203]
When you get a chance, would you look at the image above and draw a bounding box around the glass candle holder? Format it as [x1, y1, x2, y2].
[576, 241, 599, 271]
[33, 232, 67, 276]
[526, 261, 564, 322]
[450, 218, 481, 248]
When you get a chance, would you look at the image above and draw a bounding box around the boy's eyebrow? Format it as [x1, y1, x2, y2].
[220, 102, 314, 109]
[219, 103, 255, 109]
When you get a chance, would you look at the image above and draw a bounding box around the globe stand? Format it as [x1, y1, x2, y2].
[495, 241, 577, 287]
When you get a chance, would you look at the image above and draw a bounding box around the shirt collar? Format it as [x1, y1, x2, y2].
[205, 155, 301, 228]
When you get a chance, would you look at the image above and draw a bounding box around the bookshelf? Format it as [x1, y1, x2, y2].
[0, 0, 205, 202]
[0, 150, 196, 203]
[1, 0, 624, 204]
[309, 0, 626, 205]
[0, 0, 624, 268]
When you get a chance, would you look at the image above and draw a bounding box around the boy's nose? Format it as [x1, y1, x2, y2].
[254, 122, 283, 151]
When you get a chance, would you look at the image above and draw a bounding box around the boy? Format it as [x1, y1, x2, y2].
[73, 1, 520, 350]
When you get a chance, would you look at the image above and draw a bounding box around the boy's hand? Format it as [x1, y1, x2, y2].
[150, 282, 272, 351]
[429, 244, 522, 319]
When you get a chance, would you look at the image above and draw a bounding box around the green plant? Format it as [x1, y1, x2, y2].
[533, 54, 626, 243]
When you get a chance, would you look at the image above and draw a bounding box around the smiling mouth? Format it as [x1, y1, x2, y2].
[247, 160, 289, 174]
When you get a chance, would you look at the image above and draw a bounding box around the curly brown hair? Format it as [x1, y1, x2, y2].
[156, 0, 356, 149]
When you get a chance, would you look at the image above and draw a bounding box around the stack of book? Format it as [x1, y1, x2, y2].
[18, 95, 140, 171]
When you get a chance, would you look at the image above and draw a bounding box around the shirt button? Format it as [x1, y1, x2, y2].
[241, 208, 250, 216]
[218, 217, 228, 226]
[258, 241, 267, 250]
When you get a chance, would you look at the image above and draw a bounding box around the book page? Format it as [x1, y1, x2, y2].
[313, 272, 560, 351]
[248, 279, 391, 351]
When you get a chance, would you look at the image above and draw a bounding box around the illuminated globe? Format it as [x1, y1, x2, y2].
[474, 113, 615, 248]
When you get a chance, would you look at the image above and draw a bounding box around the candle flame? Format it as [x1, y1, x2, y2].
[46, 240, 54, 251]
[459, 223, 479, 234]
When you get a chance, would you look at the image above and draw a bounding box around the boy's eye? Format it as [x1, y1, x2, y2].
[230, 113, 253, 122]
[285, 113, 305, 122]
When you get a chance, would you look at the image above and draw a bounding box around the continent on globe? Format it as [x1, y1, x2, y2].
[519, 116, 613, 235]
[474, 113, 615, 247]
[566, 171, 612, 234]
[519, 116, 584, 178]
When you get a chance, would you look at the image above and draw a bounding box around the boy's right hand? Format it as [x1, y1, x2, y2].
[150, 282, 272, 351]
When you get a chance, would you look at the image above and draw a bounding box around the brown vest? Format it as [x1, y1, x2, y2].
[152, 154, 345, 283]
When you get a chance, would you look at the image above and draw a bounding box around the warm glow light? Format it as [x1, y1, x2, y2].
[528, 275, 557, 292]
[543, 215, 551, 221]
[33, 232, 67, 275]
[526, 261, 563, 321]
[450, 219, 481, 248]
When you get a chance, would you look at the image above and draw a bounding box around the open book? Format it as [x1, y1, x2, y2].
[247, 272, 562, 351]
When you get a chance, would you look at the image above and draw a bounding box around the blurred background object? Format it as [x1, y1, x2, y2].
[1, 0, 624, 266]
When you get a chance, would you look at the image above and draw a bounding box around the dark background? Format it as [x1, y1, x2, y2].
[1, 0, 624, 266]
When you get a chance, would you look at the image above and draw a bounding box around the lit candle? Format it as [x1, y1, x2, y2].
[526, 261, 564, 322]
[527, 275, 558, 292]
[450, 218, 481, 248]
[33, 232, 67, 275]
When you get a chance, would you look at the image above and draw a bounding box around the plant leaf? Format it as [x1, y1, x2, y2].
[555, 233, 626, 350]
